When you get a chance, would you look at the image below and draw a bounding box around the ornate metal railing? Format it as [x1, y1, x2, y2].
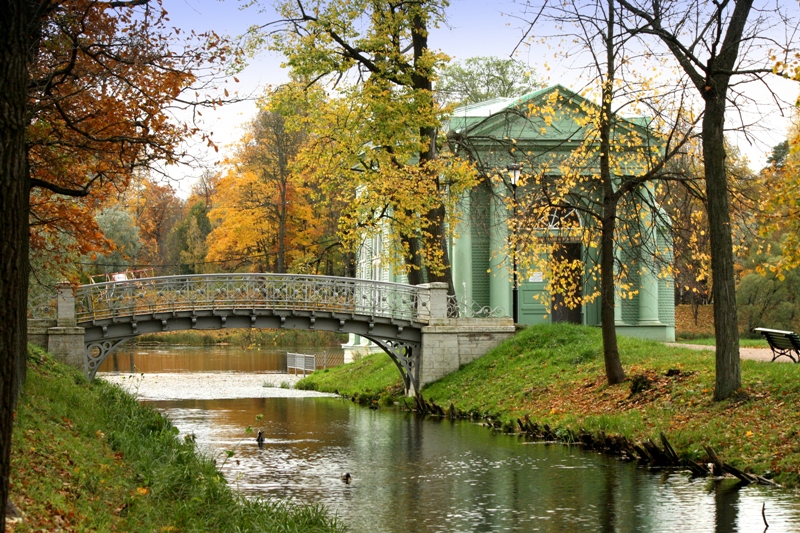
[446, 293, 505, 319]
[27, 292, 58, 320]
[74, 274, 424, 324]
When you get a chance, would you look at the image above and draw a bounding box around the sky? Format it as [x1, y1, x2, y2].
[161, 0, 799, 197]
[164, 0, 536, 196]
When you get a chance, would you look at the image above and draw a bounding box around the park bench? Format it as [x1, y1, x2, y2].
[753, 328, 800, 363]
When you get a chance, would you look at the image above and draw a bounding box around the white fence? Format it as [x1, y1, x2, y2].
[286, 353, 316, 375]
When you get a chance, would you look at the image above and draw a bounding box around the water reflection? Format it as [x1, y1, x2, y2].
[149, 396, 800, 533]
[99, 345, 342, 374]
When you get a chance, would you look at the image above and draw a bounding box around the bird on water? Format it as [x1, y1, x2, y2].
[340, 473, 352, 484]
[256, 429, 265, 447]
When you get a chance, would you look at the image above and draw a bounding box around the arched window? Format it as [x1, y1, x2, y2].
[534, 206, 582, 243]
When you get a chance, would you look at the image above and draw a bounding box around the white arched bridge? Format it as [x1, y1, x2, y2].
[29, 274, 514, 395]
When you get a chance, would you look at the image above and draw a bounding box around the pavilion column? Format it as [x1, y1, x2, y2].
[452, 192, 473, 316]
[489, 193, 511, 317]
[638, 193, 661, 325]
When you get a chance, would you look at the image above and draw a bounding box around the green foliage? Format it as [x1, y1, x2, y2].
[11, 347, 345, 532]
[436, 56, 543, 106]
[738, 269, 800, 335]
[91, 207, 142, 273]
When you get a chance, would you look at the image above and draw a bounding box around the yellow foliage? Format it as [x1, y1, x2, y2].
[265, 0, 479, 278]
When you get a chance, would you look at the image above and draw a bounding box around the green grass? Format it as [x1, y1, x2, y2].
[10, 346, 345, 533]
[298, 323, 800, 486]
[296, 352, 404, 406]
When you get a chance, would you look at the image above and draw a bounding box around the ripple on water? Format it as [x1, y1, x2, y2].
[149, 396, 800, 533]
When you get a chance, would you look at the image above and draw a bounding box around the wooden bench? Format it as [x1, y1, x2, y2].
[754, 328, 800, 363]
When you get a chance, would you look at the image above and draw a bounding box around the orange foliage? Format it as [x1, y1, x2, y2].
[27, 0, 229, 261]
[207, 109, 325, 273]
[125, 179, 185, 270]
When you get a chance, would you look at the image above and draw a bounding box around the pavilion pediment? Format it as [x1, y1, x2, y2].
[449, 85, 654, 151]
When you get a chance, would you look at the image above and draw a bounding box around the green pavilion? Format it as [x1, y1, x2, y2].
[345, 85, 675, 359]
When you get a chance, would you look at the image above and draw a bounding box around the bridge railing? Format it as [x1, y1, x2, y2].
[74, 274, 424, 324]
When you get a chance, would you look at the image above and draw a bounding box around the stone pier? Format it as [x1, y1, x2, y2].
[44, 283, 85, 369]
[416, 283, 515, 391]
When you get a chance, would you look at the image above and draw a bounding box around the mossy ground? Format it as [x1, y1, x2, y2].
[298, 323, 800, 486]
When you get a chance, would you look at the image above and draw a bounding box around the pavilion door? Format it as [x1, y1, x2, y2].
[550, 242, 583, 324]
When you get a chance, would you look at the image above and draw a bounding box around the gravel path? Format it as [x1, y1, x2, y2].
[666, 343, 782, 363]
[98, 372, 338, 401]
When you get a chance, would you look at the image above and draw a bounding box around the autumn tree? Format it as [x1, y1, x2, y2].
[617, 0, 796, 400]
[256, 0, 477, 292]
[739, 133, 800, 333]
[206, 107, 316, 273]
[267, 82, 365, 276]
[510, 0, 693, 384]
[659, 140, 757, 326]
[126, 178, 185, 273]
[436, 56, 543, 106]
[170, 200, 213, 274]
[26, 0, 229, 275]
[759, 125, 800, 273]
[1, 0, 230, 523]
[192, 170, 219, 211]
[162, 173, 218, 274]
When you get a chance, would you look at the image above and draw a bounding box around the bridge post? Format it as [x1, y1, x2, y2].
[416, 282, 449, 321]
[418, 283, 514, 393]
[47, 283, 85, 370]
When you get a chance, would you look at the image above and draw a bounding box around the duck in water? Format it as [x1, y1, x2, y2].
[256, 429, 265, 448]
[340, 473, 352, 484]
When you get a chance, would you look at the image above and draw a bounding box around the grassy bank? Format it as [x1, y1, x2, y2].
[9, 346, 344, 533]
[298, 323, 800, 486]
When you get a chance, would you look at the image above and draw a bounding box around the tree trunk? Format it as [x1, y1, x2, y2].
[704, 95, 741, 400]
[404, 233, 425, 286]
[701, 0, 752, 401]
[412, 9, 454, 295]
[424, 204, 456, 296]
[600, 204, 625, 384]
[599, 0, 625, 385]
[0, 0, 34, 527]
[618, 0, 753, 402]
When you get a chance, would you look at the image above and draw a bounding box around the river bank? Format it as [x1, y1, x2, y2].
[296, 323, 800, 487]
[8, 346, 344, 533]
